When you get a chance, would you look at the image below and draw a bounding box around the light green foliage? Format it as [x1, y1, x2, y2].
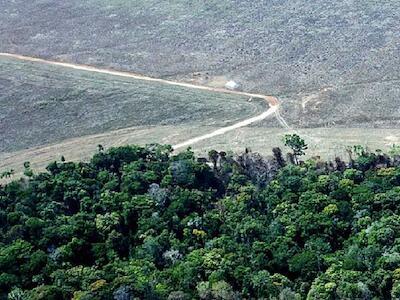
[7, 288, 27, 300]
[389, 144, 400, 157]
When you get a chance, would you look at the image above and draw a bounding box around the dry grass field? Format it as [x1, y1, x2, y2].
[0, 0, 399, 174]
[1, 0, 399, 127]
[0, 56, 266, 152]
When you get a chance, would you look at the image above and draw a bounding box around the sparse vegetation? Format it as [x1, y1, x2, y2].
[1, 0, 399, 130]
[1, 0, 399, 169]
[0, 57, 265, 153]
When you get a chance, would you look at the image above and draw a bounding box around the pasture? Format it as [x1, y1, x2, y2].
[0, 56, 265, 153]
[1, 0, 400, 173]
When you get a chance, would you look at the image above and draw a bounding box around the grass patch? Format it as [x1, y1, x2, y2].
[0, 56, 265, 152]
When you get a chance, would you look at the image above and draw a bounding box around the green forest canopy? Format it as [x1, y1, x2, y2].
[2, 137, 400, 299]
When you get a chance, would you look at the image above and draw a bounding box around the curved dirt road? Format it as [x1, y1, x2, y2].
[0, 52, 286, 149]
[173, 105, 278, 149]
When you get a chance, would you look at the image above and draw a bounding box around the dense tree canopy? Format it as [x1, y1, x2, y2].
[1, 143, 400, 299]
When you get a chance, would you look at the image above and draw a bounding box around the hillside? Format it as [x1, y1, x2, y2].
[0, 0, 399, 171]
[2, 142, 400, 299]
[1, 0, 399, 129]
[1, 2, 400, 299]
[0, 56, 265, 153]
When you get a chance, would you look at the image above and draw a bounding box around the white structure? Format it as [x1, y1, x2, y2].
[225, 80, 239, 90]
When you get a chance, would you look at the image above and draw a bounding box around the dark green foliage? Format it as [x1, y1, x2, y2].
[1, 144, 400, 299]
[283, 134, 308, 164]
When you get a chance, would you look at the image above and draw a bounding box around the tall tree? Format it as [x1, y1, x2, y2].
[283, 134, 307, 164]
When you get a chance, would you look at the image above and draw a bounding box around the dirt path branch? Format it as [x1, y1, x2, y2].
[0, 52, 288, 149]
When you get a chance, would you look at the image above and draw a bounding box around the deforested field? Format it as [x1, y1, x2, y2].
[0, 0, 400, 172]
[0, 56, 265, 153]
[1, 0, 399, 128]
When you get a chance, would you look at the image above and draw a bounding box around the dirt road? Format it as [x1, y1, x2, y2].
[0, 52, 286, 150]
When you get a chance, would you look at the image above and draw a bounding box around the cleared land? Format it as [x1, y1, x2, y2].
[1, 0, 399, 128]
[0, 0, 399, 173]
[0, 55, 267, 153]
